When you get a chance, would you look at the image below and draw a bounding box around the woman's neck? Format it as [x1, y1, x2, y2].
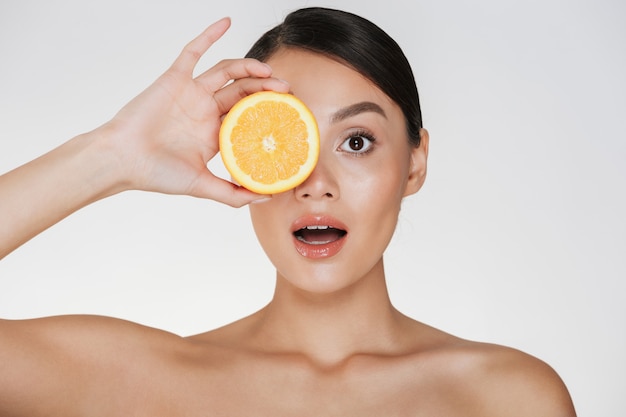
[246, 259, 414, 368]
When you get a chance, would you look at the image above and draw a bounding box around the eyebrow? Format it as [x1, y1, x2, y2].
[330, 101, 387, 123]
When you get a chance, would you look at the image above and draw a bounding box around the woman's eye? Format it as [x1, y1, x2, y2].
[339, 134, 374, 154]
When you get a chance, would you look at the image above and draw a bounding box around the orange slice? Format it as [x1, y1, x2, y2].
[219, 91, 319, 194]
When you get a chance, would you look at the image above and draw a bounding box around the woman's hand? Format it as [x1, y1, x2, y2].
[0, 18, 287, 259]
[105, 17, 289, 206]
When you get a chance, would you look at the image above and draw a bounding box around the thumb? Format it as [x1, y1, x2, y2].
[191, 172, 272, 208]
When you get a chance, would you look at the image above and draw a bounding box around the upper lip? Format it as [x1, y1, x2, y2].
[290, 214, 348, 235]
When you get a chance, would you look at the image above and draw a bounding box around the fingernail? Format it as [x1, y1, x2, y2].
[250, 196, 272, 204]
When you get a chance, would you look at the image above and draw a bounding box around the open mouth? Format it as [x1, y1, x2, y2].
[293, 225, 348, 245]
[291, 215, 348, 258]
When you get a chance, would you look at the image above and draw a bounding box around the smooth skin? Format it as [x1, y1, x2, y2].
[0, 19, 576, 417]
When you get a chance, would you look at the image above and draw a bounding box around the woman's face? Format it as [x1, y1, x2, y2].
[249, 48, 428, 294]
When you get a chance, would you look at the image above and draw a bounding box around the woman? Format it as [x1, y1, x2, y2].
[0, 7, 575, 416]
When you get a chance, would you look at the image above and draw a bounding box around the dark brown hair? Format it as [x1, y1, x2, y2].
[246, 7, 423, 147]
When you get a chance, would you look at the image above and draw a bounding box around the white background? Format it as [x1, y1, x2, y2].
[1, 0, 624, 415]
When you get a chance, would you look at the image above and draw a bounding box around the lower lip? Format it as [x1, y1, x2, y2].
[292, 235, 347, 259]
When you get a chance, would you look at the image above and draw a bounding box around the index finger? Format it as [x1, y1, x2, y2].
[170, 17, 231, 76]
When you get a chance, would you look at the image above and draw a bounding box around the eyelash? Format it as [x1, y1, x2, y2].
[338, 129, 376, 156]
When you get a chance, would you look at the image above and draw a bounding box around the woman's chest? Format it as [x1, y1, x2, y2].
[131, 355, 469, 417]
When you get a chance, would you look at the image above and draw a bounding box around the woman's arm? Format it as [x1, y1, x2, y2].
[0, 18, 289, 417]
[0, 17, 288, 260]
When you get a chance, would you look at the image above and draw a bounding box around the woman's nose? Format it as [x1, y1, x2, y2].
[294, 154, 339, 201]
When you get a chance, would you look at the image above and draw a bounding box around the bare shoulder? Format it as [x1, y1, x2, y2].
[0, 315, 188, 415]
[475, 342, 575, 416]
[421, 334, 577, 417]
[0, 314, 185, 354]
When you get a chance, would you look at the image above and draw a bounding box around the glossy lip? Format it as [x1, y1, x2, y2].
[291, 215, 348, 259]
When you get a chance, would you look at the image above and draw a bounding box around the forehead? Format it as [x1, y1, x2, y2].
[265, 48, 400, 122]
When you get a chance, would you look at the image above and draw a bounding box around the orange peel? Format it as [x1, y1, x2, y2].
[219, 91, 319, 194]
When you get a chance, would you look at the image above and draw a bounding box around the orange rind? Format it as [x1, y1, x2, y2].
[219, 91, 319, 194]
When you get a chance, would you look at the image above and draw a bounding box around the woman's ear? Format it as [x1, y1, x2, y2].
[403, 128, 429, 197]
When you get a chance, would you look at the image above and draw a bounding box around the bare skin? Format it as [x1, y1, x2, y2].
[0, 18, 576, 417]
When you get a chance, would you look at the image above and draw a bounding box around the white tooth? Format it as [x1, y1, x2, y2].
[305, 225, 329, 230]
